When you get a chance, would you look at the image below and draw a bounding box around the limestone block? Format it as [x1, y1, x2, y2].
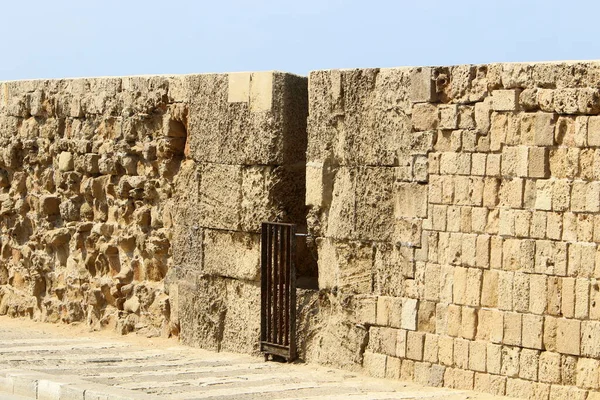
[498, 178, 523, 208]
[576, 358, 600, 389]
[423, 333, 438, 363]
[74, 153, 100, 174]
[40, 195, 61, 216]
[501, 346, 521, 377]
[354, 167, 395, 241]
[550, 147, 580, 179]
[519, 348, 540, 381]
[323, 167, 355, 238]
[474, 373, 507, 397]
[471, 153, 486, 176]
[453, 338, 469, 369]
[306, 162, 328, 208]
[410, 67, 436, 103]
[538, 351, 561, 384]
[198, 163, 242, 231]
[385, 356, 401, 379]
[581, 321, 600, 358]
[179, 275, 261, 355]
[521, 313, 544, 350]
[240, 165, 304, 232]
[395, 182, 428, 219]
[405, 331, 425, 361]
[424, 263, 440, 301]
[439, 105, 459, 130]
[588, 115, 600, 146]
[451, 368, 475, 391]
[562, 355, 578, 386]
[58, 151, 74, 172]
[475, 99, 492, 134]
[438, 335, 454, 366]
[528, 146, 549, 178]
[549, 385, 588, 400]
[529, 274, 548, 314]
[396, 329, 407, 358]
[417, 301, 436, 333]
[551, 179, 570, 212]
[367, 326, 397, 356]
[468, 341, 487, 372]
[486, 343, 502, 374]
[503, 312, 522, 346]
[568, 243, 596, 278]
[446, 304, 461, 337]
[400, 359, 415, 382]
[317, 238, 372, 294]
[401, 298, 418, 331]
[362, 351, 387, 378]
[497, 270, 514, 311]
[202, 230, 260, 281]
[535, 240, 567, 276]
[556, 318, 581, 356]
[458, 107, 475, 130]
[412, 103, 438, 131]
[429, 364, 445, 388]
[227, 72, 251, 103]
[534, 112, 557, 146]
[373, 244, 413, 295]
[491, 89, 520, 111]
[356, 295, 377, 325]
[553, 88, 579, 114]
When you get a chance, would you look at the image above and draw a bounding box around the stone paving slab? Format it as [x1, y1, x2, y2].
[0, 317, 516, 400]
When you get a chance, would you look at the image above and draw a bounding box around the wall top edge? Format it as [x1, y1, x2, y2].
[309, 59, 600, 74]
[0, 70, 307, 85]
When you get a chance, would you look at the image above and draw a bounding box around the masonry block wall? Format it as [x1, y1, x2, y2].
[4, 62, 600, 400]
[176, 72, 308, 354]
[306, 62, 600, 400]
[0, 72, 308, 350]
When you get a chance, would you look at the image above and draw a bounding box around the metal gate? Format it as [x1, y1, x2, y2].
[260, 222, 296, 362]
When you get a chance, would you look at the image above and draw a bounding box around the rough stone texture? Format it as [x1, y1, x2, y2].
[9, 61, 600, 399]
[306, 61, 600, 399]
[0, 71, 308, 345]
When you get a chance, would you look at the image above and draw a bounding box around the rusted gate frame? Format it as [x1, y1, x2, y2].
[260, 222, 296, 361]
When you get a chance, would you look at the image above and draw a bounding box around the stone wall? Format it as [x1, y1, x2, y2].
[175, 72, 308, 354]
[305, 62, 600, 399]
[0, 72, 308, 346]
[5, 61, 600, 399]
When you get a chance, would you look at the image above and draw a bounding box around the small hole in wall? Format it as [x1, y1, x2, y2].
[295, 235, 318, 290]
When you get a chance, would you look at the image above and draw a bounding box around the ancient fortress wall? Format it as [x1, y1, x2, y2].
[306, 62, 600, 400]
[0, 73, 308, 345]
[3, 61, 600, 399]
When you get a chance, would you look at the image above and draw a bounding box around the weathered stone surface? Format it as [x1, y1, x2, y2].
[187, 72, 307, 165]
[179, 274, 261, 354]
[0, 71, 307, 344]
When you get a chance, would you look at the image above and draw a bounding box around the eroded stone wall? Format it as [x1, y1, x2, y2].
[0, 71, 308, 346]
[305, 62, 600, 399]
[5, 61, 600, 399]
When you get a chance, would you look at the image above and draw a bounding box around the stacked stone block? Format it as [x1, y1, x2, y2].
[175, 72, 308, 354]
[306, 62, 600, 399]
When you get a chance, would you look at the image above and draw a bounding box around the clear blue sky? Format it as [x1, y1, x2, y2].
[2, 0, 599, 80]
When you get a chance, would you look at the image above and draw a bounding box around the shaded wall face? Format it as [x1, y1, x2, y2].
[175, 72, 309, 354]
[0, 72, 308, 347]
[306, 62, 600, 398]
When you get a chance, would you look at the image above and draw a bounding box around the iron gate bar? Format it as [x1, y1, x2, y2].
[260, 222, 296, 361]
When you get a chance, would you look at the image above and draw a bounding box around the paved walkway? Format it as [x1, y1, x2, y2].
[0, 316, 512, 400]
